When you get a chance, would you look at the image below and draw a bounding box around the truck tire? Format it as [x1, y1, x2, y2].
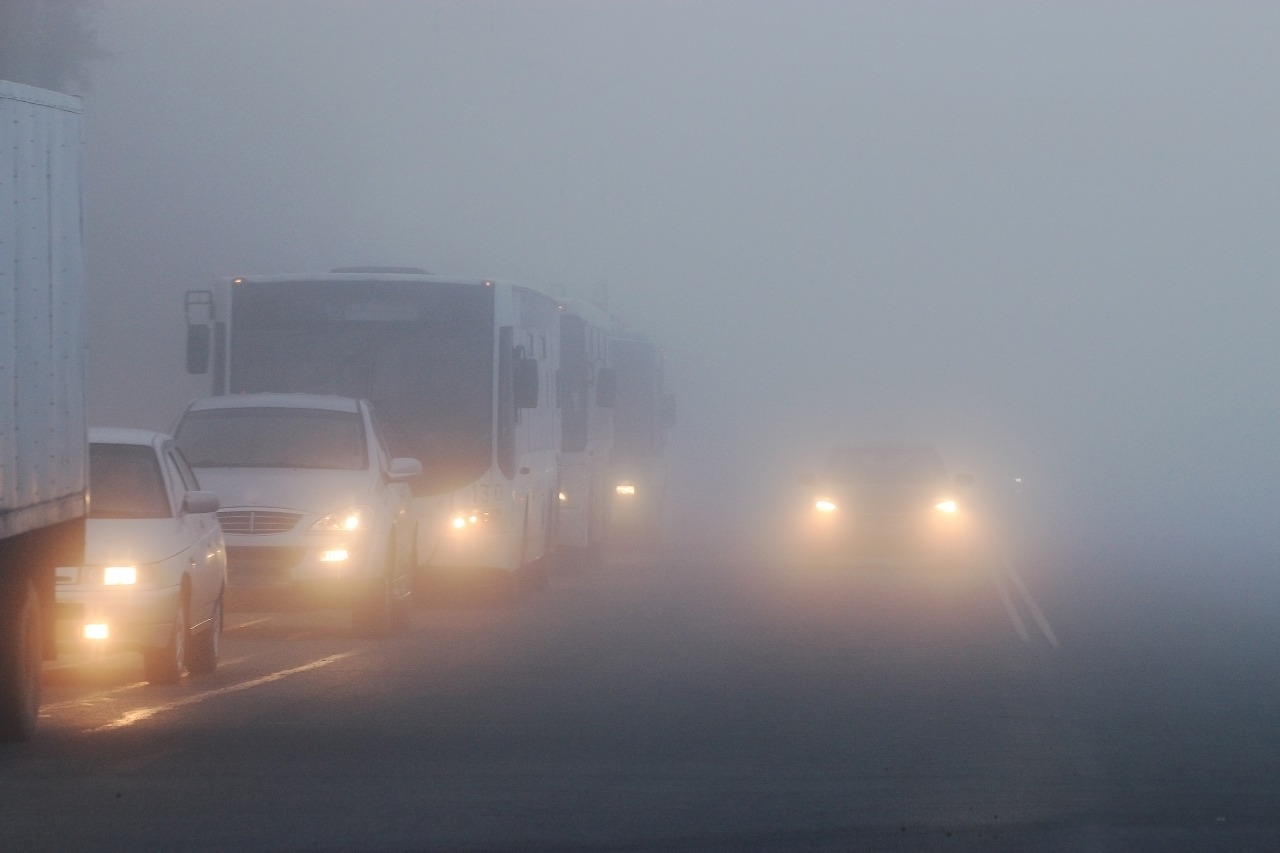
[0, 580, 42, 741]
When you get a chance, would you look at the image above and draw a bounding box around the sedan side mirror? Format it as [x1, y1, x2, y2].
[388, 457, 423, 482]
[183, 491, 220, 515]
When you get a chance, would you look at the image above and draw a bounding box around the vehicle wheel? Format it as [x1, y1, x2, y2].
[351, 578, 392, 638]
[390, 585, 411, 632]
[186, 592, 222, 674]
[518, 560, 549, 595]
[143, 598, 188, 685]
[0, 581, 43, 742]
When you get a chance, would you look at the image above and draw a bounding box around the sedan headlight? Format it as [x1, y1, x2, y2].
[103, 565, 138, 585]
[310, 506, 370, 533]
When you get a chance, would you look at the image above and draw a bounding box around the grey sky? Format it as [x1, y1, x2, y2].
[79, 2, 1280, 556]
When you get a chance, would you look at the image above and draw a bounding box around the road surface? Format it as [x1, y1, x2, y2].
[2, 546, 1278, 851]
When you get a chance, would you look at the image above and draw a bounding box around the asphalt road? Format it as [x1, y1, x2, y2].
[2, 546, 1278, 851]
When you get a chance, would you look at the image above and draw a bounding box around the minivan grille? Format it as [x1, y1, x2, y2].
[217, 510, 301, 535]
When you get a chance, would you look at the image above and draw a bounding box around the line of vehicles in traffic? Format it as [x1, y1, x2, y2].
[2, 79, 675, 737]
[55, 271, 678, 688]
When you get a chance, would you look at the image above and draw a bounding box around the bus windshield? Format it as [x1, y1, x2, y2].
[228, 280, 495, 494]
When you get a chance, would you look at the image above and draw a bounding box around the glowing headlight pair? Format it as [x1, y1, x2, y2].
[310, 506, 369, 533]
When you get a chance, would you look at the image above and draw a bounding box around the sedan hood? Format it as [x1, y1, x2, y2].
[193, 467, 376, 514]
[86, 519, 193, 566]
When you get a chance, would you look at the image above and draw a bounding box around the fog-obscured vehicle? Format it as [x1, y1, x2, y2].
[54, 429, 225, 684]
[183, 271, 562, 597]
[172, 394, 420, 636]
[606, 336, 674, 547]
[801, 444, 978, 568]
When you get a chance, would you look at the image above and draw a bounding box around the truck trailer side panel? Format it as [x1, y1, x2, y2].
[0, 80, 87, 741]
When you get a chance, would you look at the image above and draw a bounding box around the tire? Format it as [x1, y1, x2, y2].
[390, 584, 411, 632]
[351, 577, 392, 638]
[0, 581, 42, 742]
[518, 560, 549, 595]
[143, 598, 188, 685]
[186, 592, 222, 674]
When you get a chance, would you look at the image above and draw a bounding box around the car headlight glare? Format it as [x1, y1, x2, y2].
[103, 565, 138, 585]
[935, 499, 958, 514]
[311, 506, 370, 533]
[814, 499, 837, 513]
[616, 482, 636, 497]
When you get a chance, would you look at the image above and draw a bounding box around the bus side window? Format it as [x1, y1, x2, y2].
[498, 327, 516, 478]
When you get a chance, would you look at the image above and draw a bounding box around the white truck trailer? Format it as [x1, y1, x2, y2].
[0, 80, 87, 740]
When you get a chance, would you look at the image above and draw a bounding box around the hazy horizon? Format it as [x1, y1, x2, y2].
[51, 1, 1280, 563]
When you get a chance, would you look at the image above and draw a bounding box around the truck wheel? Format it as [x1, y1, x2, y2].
[143, 599, 188, 685]
[0, 581, 42, 741]
[186, 592, 222, 674]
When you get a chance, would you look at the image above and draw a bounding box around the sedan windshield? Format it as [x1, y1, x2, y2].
[175, 408, 367, 470]
[89, 444, 170, 519]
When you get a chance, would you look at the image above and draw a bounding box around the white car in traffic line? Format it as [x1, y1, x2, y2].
[172, 394, 421, 636]
[55, 428, 227, 684]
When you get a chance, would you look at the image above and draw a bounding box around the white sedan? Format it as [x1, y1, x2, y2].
[55, 428, 227, 684]
[172, 394, 421, 636]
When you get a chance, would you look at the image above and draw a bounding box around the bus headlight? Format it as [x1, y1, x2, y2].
[450, 510, 496, 531]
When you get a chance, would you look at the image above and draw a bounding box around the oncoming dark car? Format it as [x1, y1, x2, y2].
[801, 444, 978, 569]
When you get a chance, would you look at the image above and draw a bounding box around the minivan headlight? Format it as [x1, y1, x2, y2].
[310, 506, 370, 533]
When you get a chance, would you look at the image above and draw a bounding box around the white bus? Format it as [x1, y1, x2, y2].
[185, 269, 561, 593]
[554, 299, 618, 568]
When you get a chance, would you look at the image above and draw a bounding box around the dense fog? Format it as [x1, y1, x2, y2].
[16, 1, 1280, 570]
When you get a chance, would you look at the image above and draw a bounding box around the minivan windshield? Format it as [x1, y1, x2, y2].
[174, 408, 367, 470]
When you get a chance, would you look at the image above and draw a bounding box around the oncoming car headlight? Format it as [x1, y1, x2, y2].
[934, 499, 958, 514]
[814, 499, 837, 513]
[615, 482, 636, 497]
[310, 506, 370, 533]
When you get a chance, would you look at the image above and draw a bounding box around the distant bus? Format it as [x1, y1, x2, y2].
[554, 299, 618, 568]
[607, 336, 674, 545]
[185, 270, 560, 592]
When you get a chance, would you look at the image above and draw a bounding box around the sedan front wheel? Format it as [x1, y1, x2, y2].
[143, 598, 188, 685]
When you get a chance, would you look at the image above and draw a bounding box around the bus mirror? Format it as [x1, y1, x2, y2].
[661, 392, 677, 428]
[595, 368, 616, 408]
[514, 357, 539, 409]
[186, 324, 211, 375]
